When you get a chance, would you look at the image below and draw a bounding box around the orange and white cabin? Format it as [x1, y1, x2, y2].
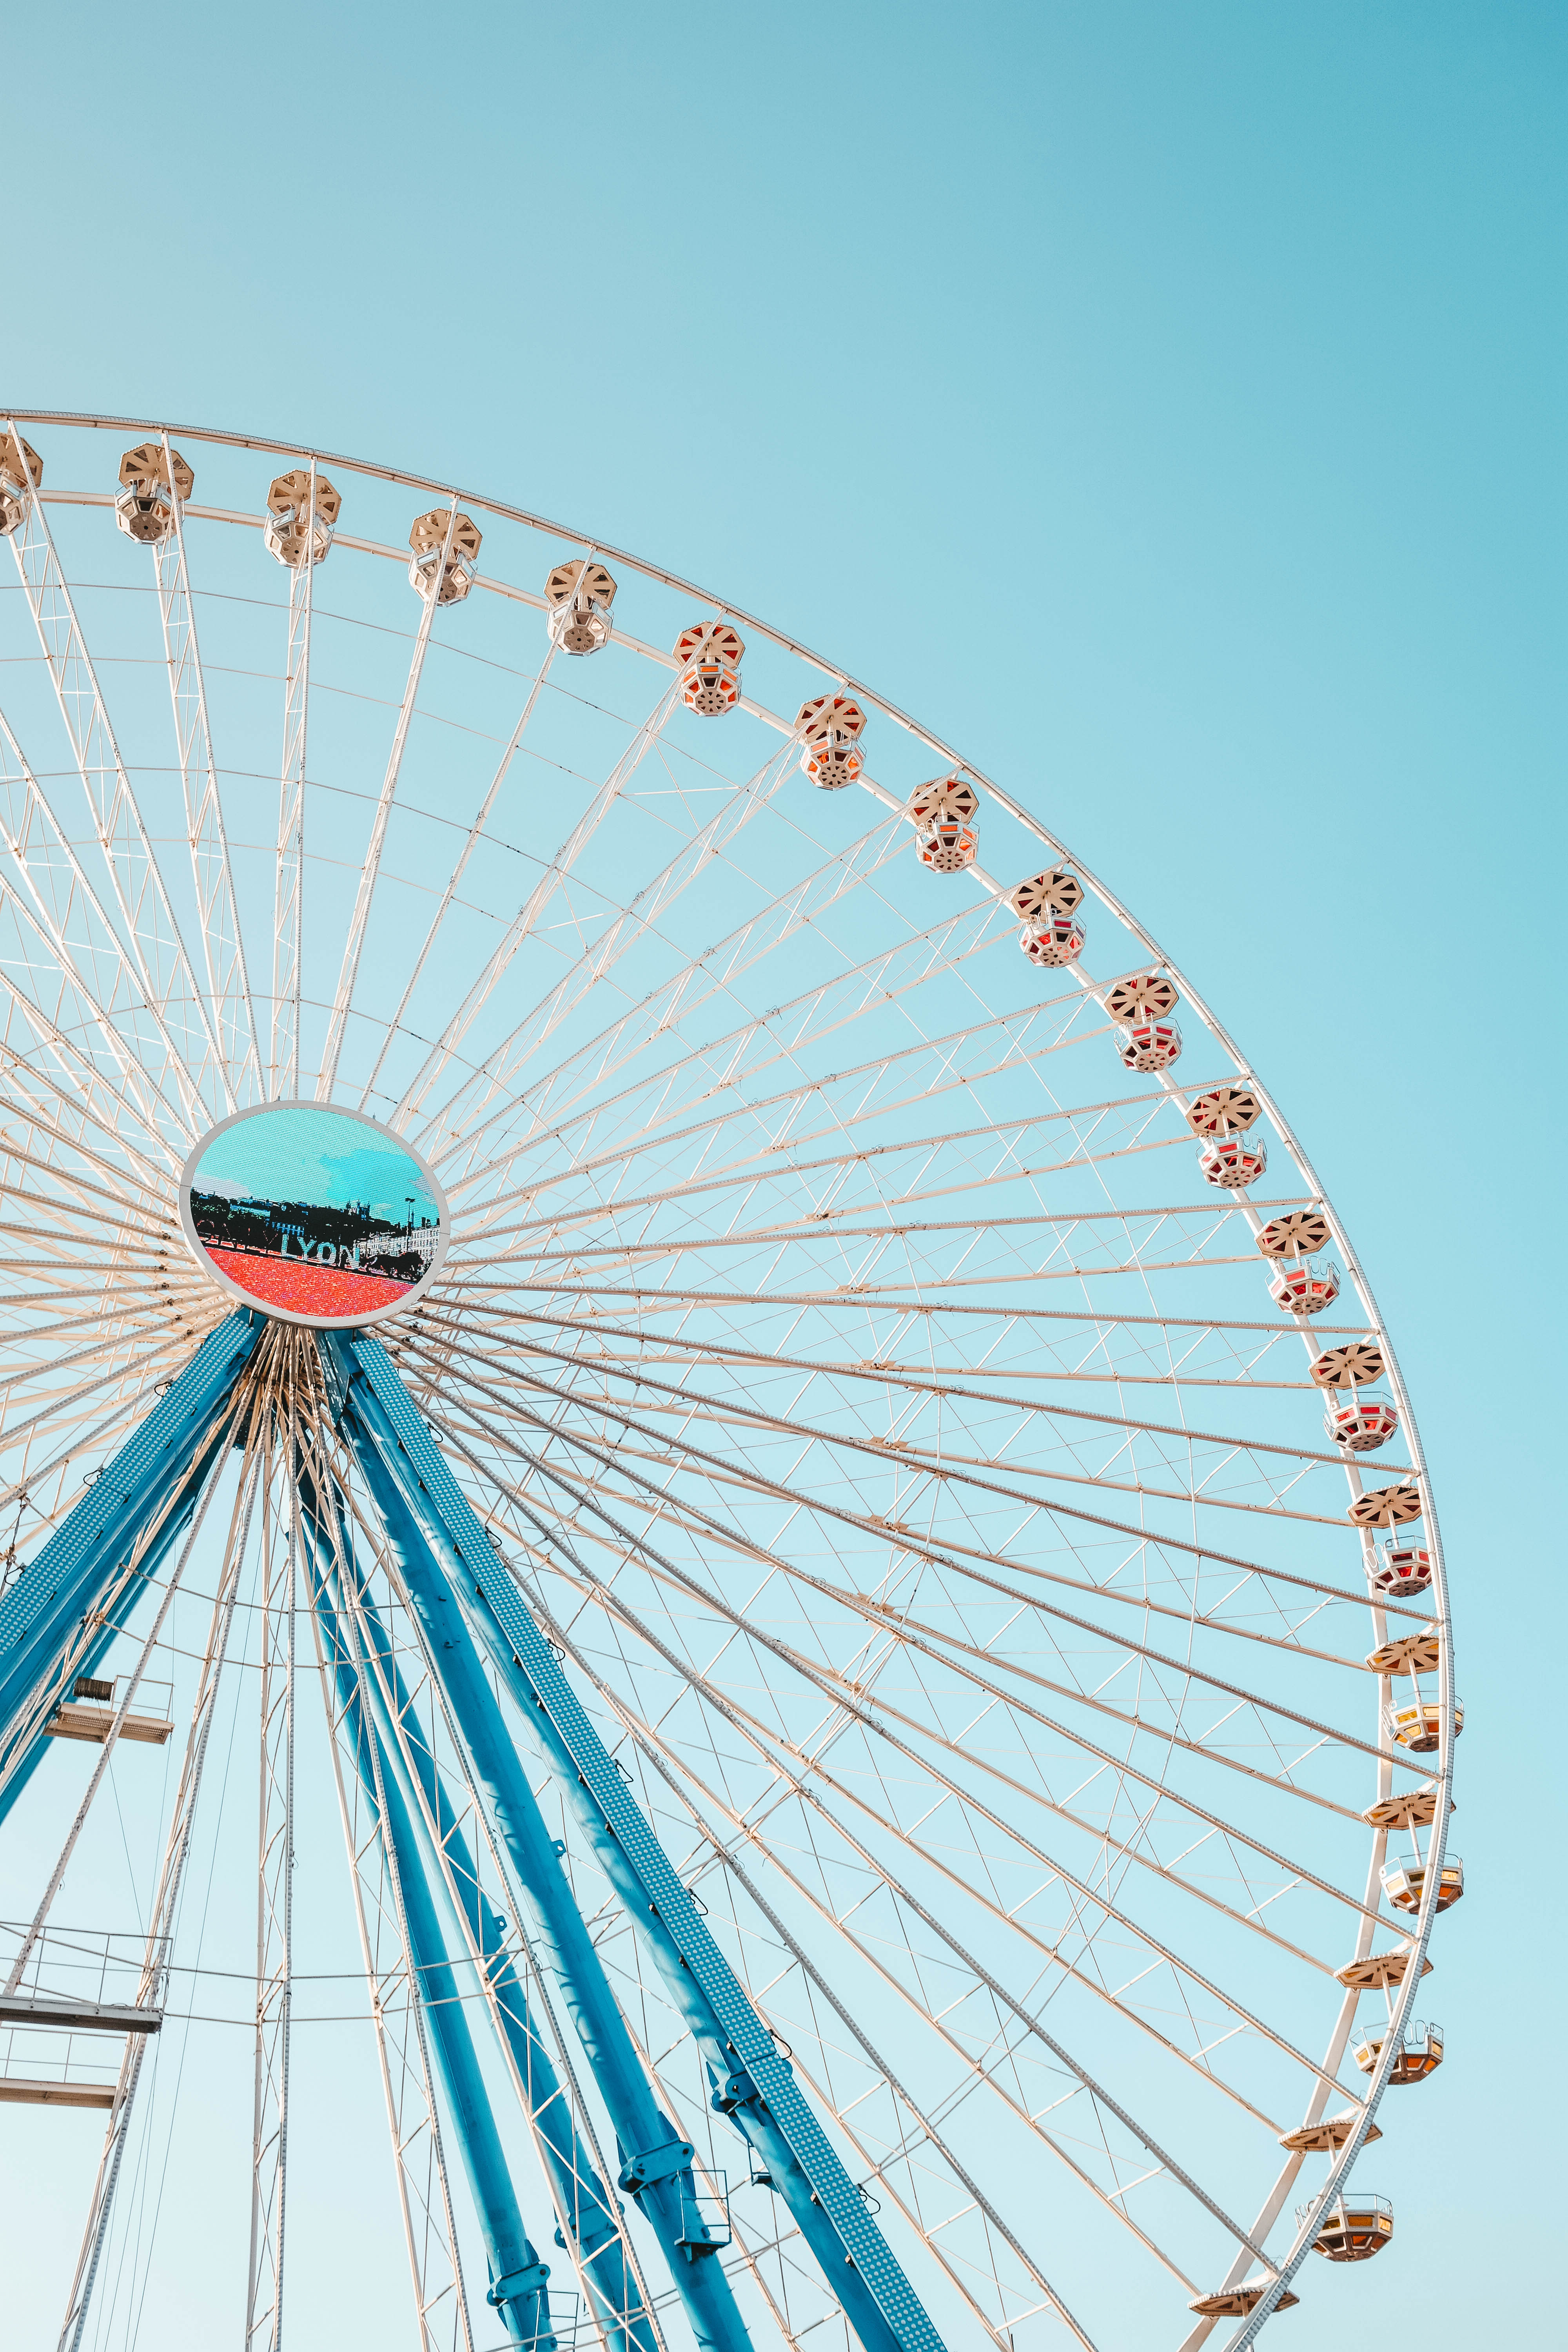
[1385, 1695, 1463, 1755]
[795, 693, 866, 788]
[1299, 2193, 1394, 2262]
[1381, 1853, 1463, 1914]
[675, 620, 745, 714]
[910, 776, 980, 870]
[1353, 2019, 1444, 2083]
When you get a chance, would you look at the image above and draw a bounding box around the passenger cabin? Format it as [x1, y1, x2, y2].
[1353, 2020, 1444, 2083]
[1300, 2194, 1394, 2262]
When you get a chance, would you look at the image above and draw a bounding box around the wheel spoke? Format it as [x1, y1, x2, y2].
[0, 417, 1452, 2352]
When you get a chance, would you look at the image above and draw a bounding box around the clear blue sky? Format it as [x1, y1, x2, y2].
[195, 1109, 440, 1223]
[4, 4, 1561, 2345]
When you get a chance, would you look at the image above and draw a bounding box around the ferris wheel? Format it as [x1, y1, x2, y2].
[0, 412, 1457, 2352]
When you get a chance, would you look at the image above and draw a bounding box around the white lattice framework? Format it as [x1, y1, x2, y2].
[0, 412, 1456, 2352]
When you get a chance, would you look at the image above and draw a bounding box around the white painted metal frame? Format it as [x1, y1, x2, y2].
[302, 1416, 474, 2352]
[154, 427, 264, 1105]
[0, 410, 1454, 2352]
[247, 1384, 298, 2352]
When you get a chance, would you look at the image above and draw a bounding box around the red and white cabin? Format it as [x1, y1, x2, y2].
[1268, 1256, 1341, 1315]
[1325, 1394, 1399, 1451]
[1117, 1019, 1182, 1073]
[1019, 913, 1085, 967]
[1197, 1134, 1267, 1188]
[675, 620, 745, 715]
[909, 775, 980, 871]
[1368, 1537, 1432, 1599]
[1011, 868, 1085, 965]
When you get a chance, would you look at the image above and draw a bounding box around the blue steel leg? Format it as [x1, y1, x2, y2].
[319, 1367, 755, 2352]
[296, 1468, 657, 2352]
[0, 1312, 261, 1822]
[307, 1519, 554, 2350]
[329, 1332, 946, 2352]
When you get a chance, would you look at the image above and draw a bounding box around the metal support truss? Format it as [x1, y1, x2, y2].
[326, 1332, 947, 2352]
[0, 1312, 260, 1818]
[303, 1468, 554, 2351]
[271, 471, 316, 1101]
[318, 501, 457, 1098]
[320, 1341, 753, 2352]
[297, 1456, 660, 2352]
[305, 1499, 474, 2352]
[247, 1445, 298, 2352]
[58, 1391, 270, 2352]
[3, 423, 226, 1128]
[154, 435, 262, 1101]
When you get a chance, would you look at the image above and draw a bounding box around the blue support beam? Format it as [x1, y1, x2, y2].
[0, 1312, 261, 1824]
[320, 1354, 754, 2352]
[328, 1332, 947, 2352]
[305, 1510, 554, 2351]
[295, 1465, 658, 2352]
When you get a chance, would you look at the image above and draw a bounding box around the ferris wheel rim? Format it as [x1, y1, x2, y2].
[0, 411, 1443, 1501]
[0, 408, 1456, 2352]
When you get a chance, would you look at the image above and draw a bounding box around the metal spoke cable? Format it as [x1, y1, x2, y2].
[409, 1327, 1439, 1675]
[414, 1387, 1355, 2112]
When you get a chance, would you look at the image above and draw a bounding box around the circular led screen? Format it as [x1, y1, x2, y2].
[178, 1102, 448, 1329]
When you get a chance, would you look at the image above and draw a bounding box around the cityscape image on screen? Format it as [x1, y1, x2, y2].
[180, 1103, 446, 1325]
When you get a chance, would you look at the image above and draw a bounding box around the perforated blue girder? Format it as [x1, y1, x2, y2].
[296, 1457, 660, 2352]
[0, 1310, 260, 1809]
[335, 1332, 948, 2352]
